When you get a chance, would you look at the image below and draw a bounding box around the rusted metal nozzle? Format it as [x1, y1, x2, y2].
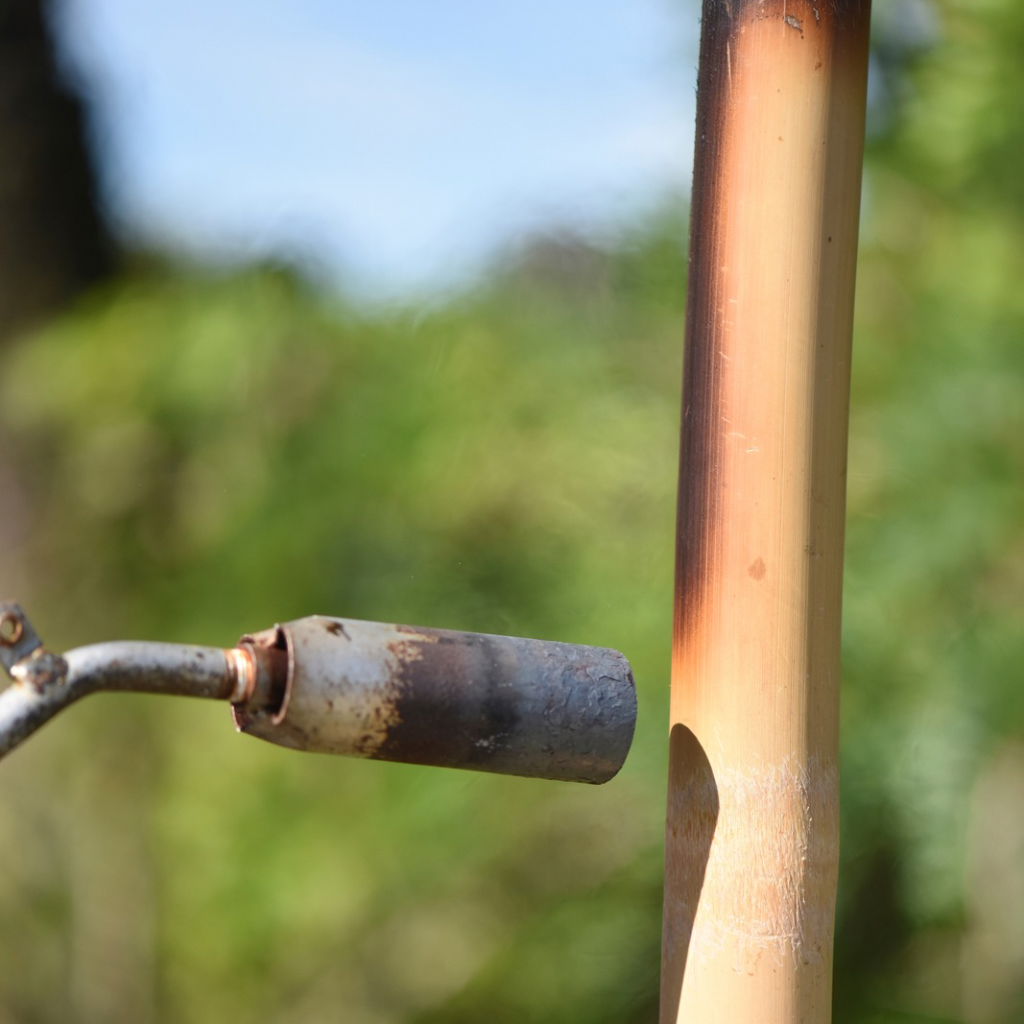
[232, 617, 636, 784]
[0, 605, 637, 783]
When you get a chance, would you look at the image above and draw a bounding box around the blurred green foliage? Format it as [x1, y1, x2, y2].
[0, 1, 1023, 1022]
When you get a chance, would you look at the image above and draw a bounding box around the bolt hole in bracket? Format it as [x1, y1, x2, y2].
[0, 607, 25, 646]
[0, 603, 41, 667]
[0, 601, 637, 783]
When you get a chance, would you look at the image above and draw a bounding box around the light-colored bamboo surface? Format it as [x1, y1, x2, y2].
[662, 3, 871, 1022]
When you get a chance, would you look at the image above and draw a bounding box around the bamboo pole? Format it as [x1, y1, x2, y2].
[661, 3, 871, 1022]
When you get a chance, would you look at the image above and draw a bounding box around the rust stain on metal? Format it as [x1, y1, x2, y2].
[324, 621, 350, 640]
[231, 626, 289, 726]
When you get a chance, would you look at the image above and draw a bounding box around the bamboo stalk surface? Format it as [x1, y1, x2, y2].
[661, 3, 871, 1022]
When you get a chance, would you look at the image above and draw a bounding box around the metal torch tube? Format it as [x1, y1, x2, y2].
[232, 617, 637, 784]
[0, 641, 246, 760]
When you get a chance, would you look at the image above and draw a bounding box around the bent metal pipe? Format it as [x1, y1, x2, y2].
[0, 603, 636, 784]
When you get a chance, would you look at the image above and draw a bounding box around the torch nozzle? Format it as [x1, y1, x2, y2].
[0, 603, 637, 784]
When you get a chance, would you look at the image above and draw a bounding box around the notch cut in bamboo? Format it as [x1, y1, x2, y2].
[661, 3, 871, 1023]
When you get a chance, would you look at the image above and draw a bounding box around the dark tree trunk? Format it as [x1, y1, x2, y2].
[0, 0, 114, 342]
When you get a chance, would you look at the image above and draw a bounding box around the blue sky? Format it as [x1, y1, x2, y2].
[59, 0, 698, 298]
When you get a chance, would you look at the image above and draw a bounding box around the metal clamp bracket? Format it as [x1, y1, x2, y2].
[0, 603, 43, 672]
[0, 603, 68, 691]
